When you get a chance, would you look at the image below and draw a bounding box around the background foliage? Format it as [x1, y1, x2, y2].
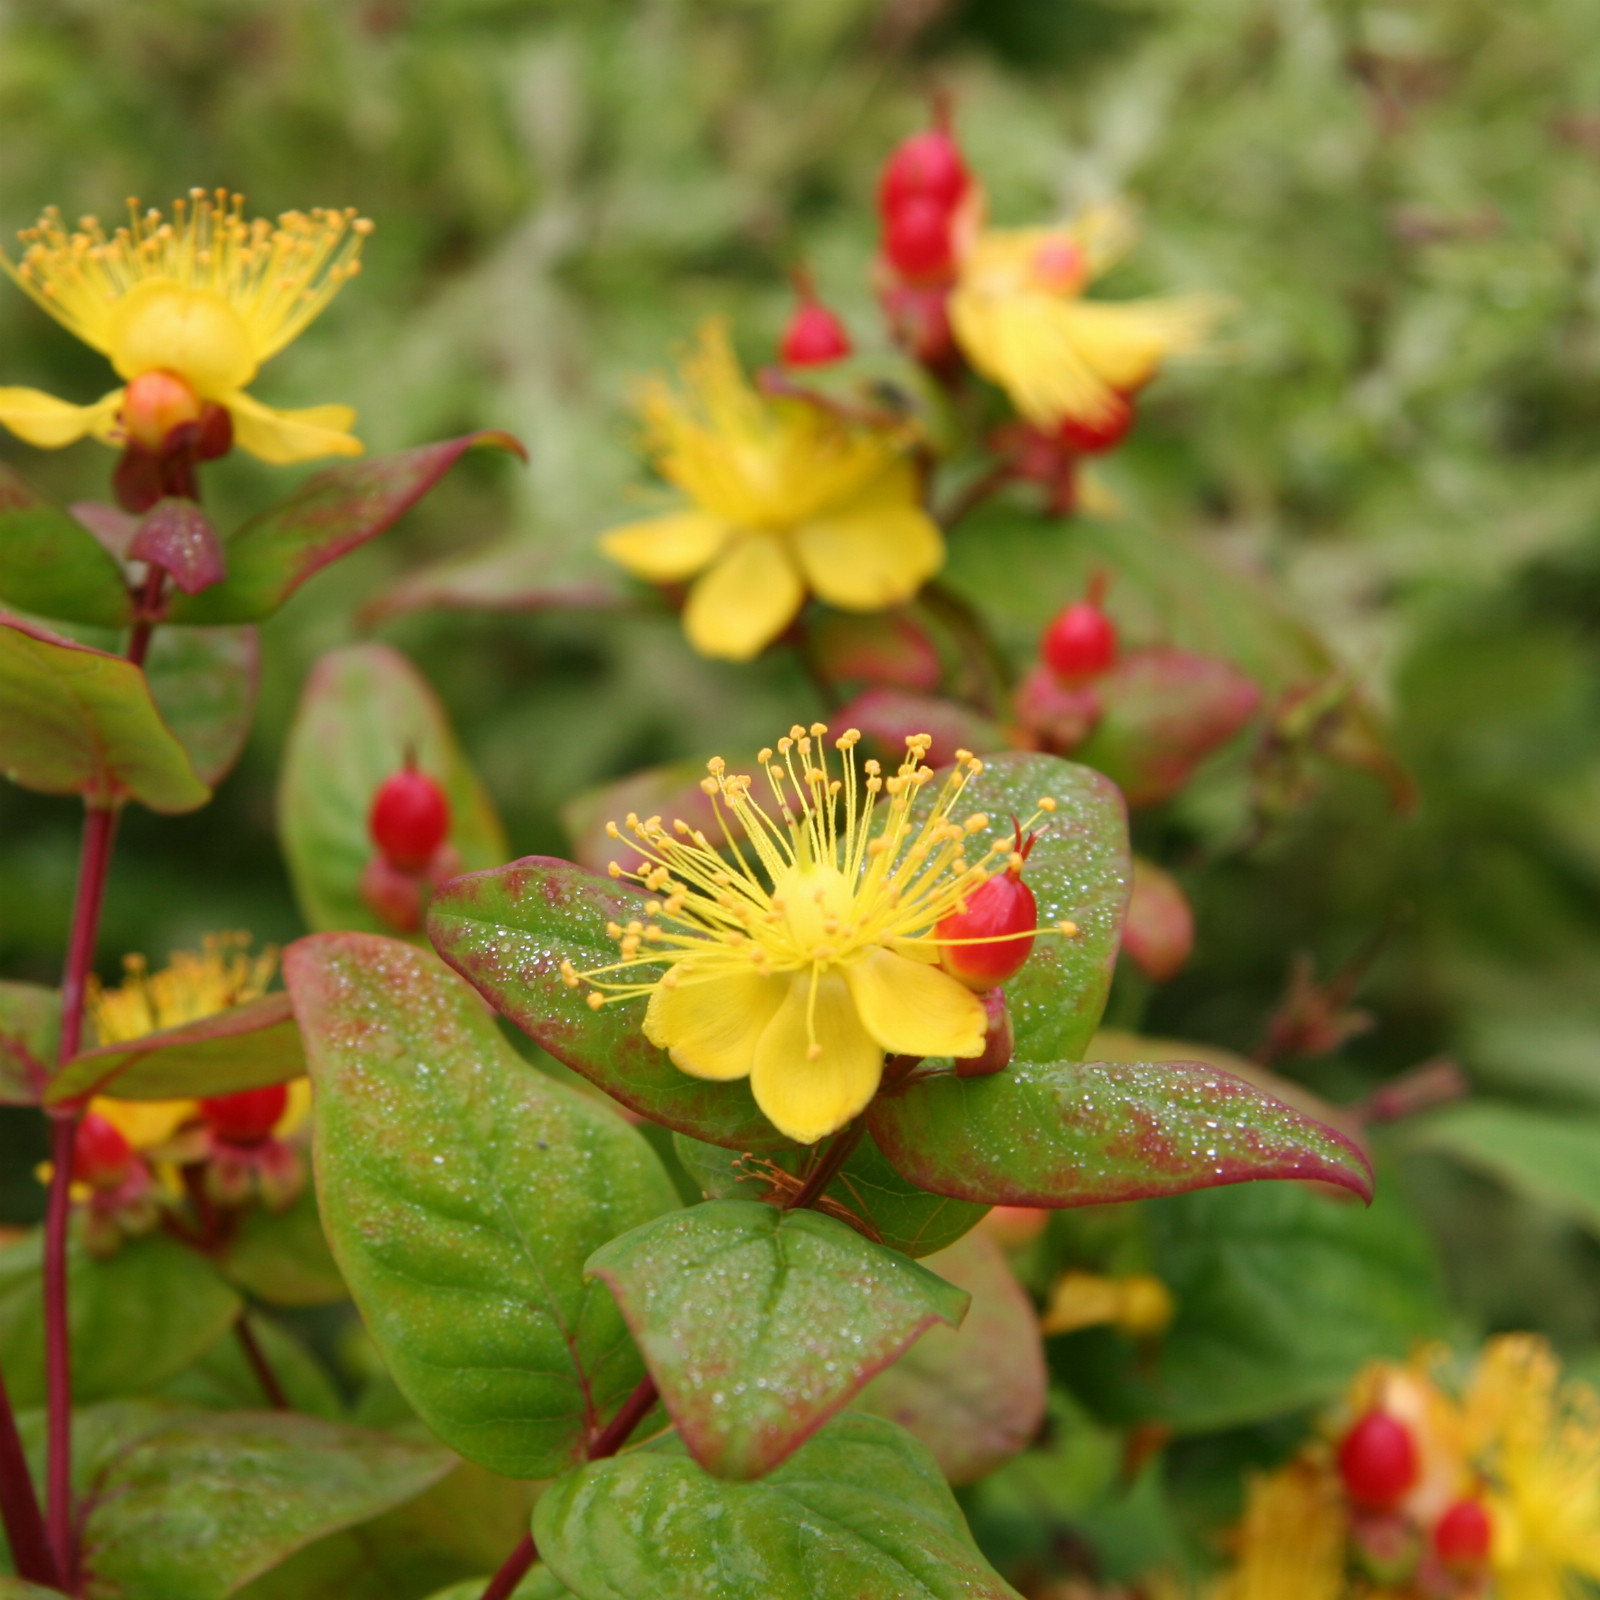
[2, 0, 1600, 1587]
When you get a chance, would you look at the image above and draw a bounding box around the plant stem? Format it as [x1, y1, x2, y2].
[234, 1317, 290, 1410]
[0, 1361, 59, 1589]
[587, 1371, 659, 1462]
[43, 801, 119, 1587]
[937, 459, 1015, 533]
[480, 1532, 538, 1600]
[785, 1120, 864, 1212]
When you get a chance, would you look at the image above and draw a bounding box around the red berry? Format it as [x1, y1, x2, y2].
[72, 1114, 133, 1189]
[1433, 1499, 1492, 1568]
[936, 848, 1038, 990]
[1056, 392, 1136, 454]
[781, 301, 852, 367]
[878, 127, 970, 218]
[370, 766, 451, 871]
[1042, 600, 1118, 684]
[884, 196, 956, 282]
[1338, 1411, 1420, 1509]
[200, 1085, 289, 1146]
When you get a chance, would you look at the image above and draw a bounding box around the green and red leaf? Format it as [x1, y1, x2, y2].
[0, 464, 134, 627]
[0, 980, 58, 1104]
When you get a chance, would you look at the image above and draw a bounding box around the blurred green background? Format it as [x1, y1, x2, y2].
[2, 0, 1600, 1466]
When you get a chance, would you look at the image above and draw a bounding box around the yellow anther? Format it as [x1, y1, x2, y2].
[1059, 920, 1079, 937]
[1038, 795, 1057, 812]
[965, 814, 989, 833]
[586, 992, 604, 1010]
[606, 820, 621, 838]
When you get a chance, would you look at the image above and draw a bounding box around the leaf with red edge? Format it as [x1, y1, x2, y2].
[0, 464, 134, 627]
[44, 992, 303, 1107]
[0, 980, 58, 1105]
[0, 613, 209, 812]
[865, 1056, 1373, 1207]
[143, 625, 259, 788]
[358, 540, 623, 627]
[586, 1200, 968, 1480]
[428, 856, 796, 1153]
[286, 933, 680, 1480]
[165, 431, 526, 625]
[1073, 648, 1262, 808]
[127, 499, 226, 596]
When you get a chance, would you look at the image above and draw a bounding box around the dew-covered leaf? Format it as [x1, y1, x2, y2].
[143, 624, 259, 788]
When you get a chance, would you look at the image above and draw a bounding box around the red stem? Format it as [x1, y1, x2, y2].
[480, 1532, 538, 1600]
[0, 1360, 58, 1588]
[234, 1318, 290, 1411]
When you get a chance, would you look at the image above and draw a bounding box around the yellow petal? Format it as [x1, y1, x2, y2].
[89, 1095, 197, 1151]
[599, 511, 731, 584]
[223, 390, 362, 464]
[791, 461, 945, 612]
[683, 532, 803, 662]
[750, 970, 882, 1145]
[842, 947, 986, 1059]
[275, 1077, 312, 1139]
[1050, 296, 1220, 392]
[0, 386, 124, 449]
[644, 969, 786, 1082]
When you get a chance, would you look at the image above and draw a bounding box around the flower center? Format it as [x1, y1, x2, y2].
[108, 280, 259, 395]
[773, 862, 854, 961]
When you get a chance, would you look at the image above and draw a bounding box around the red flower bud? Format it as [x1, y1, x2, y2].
[200, 1085, 289, 1146]
[883, 196, 957, 282]
[122, 369, 205, 454]
[1338, 1410, 1420, 1509]
[72, 1114, 133, 1189]
[370, 763, 451, 870]
[781, 281, 852, 367]
[1055, 392, 1135, 455]
[1042, 595, 1118, 685]
[1433, 1499, 1492, 1568]
[936, 829, 1039, 990]
[957, 988, 1014, 1076]
[360, 853, 424, 932]
[878, 119, 970, 218]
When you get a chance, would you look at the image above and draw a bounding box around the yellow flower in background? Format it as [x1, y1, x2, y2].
[1040, 1270, 1174, 1339]
[1219, 1456, 1346, 1600]
[949, 200, 1223, 431]
[565, 724, 1063, 1144]
[0, 190, 370, 464]
[599, 323, 944, 662]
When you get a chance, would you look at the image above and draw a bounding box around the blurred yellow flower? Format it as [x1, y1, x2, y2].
[949, 201, 1223, 432]
[1219, 1456, 1346, 1600]
[599, 323, 944, 662]
[1040, 1270, 1174, 1339]
[565, 724, 1062, 1144]
[0, 189, 370, 464]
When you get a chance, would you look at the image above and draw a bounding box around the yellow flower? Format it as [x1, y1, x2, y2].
[565, 724, 1063, 1145]
[949, 200, 1222, 431]
[87, 933, 284, 1149]
[1040, 1270, 1174, 1339]
[0, 190, 370, 464]
[598, 324, 944, 662]
[1218, 1455, 1346, 1600]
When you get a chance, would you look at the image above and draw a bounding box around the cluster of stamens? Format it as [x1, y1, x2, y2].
[562, 725, 1069, 1014]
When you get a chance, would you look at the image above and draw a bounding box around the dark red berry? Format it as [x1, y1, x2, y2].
[73, 1114, 133, 1189]
[936, 832, 1039, 990]
[1042, 599, 1118, 684]
[884, 196, 956, 282]
[781, 301, 852, 367]
[370, 766, 451, 871]
[878, 126, 970, 218]
[1056, 392, 1136, 454]
[1433, 1499, 1492, 1568]
[1338, 1410, 1420, 1509]
[200, 1085, 289, 1146]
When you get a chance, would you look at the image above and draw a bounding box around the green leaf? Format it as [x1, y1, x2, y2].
[166, 431, 525, 624]
[79, 1409, 452, 1600]
[218, 1181, 347, 1307]
[673, 1131, 988, 1258]
[853, 1229, 1046, 1485]
[278, 642, 508, 935]
[0, 1230, 241, 1406]
[0, 980, 57, 1104]
[161, 1313, 344, 1420]
[45, 991, 303, 1107]
[865, 1056, 1373, 1206]
[0, 1581, 70, 1598]
[420, 1570, 571, 1600]
[1410, 1102, 1600, 1241]
[0, 613, 209, 812]
[941, 752, 1129, 1064]
[428, 856, 795, 1153]
[0, 464, 134, 627]
[144, 624, 259, 788]
[587, 1199, 968, 1480]
[360, 539, 623, 627]
[535, 1411, 1022, 1600]
[286, 932, 680, 1479]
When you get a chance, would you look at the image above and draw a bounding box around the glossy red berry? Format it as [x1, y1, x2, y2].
[200, 1085, 289, 1146]
[1042, 599, 1118, 684]
[1338, 1410, 1420, 1509]
[781, 301, 852, 367]
[936, 833, 1039, 990]
[883, 196, 956, 282]
[370, 765, 451, 871]
[878, 125, 970, 218]
[1433, 1499, 1492, 1568]
[72, 1114, 133, 1189]
[1056, 392, 1136, 454]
